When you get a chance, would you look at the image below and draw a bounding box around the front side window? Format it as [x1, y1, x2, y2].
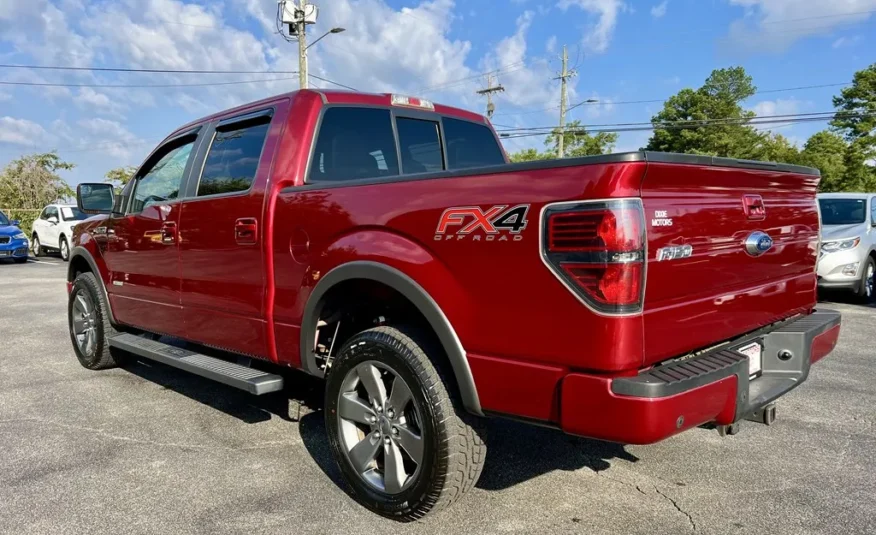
[130, 141, 195, 214]
[871, 199, 876, 225]
[45, 206, 58, 221]
[443, 118, 505, 170]
[819, 198, 867, 226]
[0, 211, 9, 226]
[309, 107, 399, 182]
[197, 121, 270, 196]
[396, 117, 443, 174]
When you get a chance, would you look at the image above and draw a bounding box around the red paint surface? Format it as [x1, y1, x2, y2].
[810, 324, 841, 364]
[70, 89, 838, 441]
[560, 373, 738, 444]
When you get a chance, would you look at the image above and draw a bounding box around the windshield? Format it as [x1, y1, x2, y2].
[0, 211, 9, 226]
[60, 206, 89, 221]
[819, 199, 867, 225]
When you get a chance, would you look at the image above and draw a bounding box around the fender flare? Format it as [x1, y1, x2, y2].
[68, 246, 117, 325]
[300, 261, 483, 416]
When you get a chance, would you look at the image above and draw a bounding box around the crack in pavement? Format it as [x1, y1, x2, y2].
[654, 485, 697, 532]
[0, 417, 296, 451]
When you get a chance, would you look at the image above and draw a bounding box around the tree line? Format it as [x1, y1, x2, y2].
[508, 63, 876, 193]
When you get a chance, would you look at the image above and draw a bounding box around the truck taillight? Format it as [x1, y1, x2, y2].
[541, 199, 646, 315]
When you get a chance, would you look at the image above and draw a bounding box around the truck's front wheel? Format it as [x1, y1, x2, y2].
[68, 272, 120, 370]
[324, 326, 485, 521]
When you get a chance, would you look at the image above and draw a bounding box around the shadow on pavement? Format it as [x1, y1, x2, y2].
[122, 351, 638, 493]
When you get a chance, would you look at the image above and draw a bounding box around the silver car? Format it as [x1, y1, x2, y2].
[817, 193, 876, 300]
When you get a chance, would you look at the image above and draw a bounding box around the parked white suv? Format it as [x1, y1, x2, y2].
[817, 193, 876, 301]
[31, 204, 89, 262]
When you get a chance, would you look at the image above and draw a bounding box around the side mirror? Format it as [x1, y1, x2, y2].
[11, 220, 20, 227]
[77, 183, 116, 214]
[47, 216, 59, 224]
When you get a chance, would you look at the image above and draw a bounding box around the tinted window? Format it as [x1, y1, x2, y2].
[44, 206, 58, 220]
[443, 118, 505, 170]
[309, 107, 399, 182]
[0, 211, 9, 226]
[819, 198, 867, 225]
[60, 206, 88, 221]
[871, 199, 876, 225]
[197, 121, 270, 196]
[397, 118, 443, 174]
[131, 141, 194, 214]
[39, 207, 52, 220]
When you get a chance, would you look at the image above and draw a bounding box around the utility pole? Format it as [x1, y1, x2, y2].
[297, 0, 308, 89]
[554, 45, 577, 158]
[476, 72, 505, 119]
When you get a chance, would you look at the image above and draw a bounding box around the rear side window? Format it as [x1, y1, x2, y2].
[309, 107, 399, 182]
[443, 118, 505, 170]
[396, 118, 443, 174]
[197, 120, 270, 197]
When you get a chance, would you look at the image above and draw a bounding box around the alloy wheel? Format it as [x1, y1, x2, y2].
[61, 240, 69, 260]
[867, 263, 874, 298]
[71, 291, 98, 356]
[337, 361, 424, 494]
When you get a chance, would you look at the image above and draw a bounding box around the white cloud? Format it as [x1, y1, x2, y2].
[832, 35, 862, 48]
[74, 88, 126, 117]
[546, 35, 557, 53]
[0, 117, 49, 146]
[76, 118, 147, 160]
[557, 0, 625, 53]
[726, 0, 876, 52]
[751, 98, 805, 117]
[0, 91, 11, 102]
[650, 1, 668, 18]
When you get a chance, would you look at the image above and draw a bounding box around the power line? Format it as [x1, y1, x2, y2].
[308, 73, 357, 91]
[493, 82, 852, 117]
[0, 77, 298, 89]
[0, 63, 298, 75]
[416, 61, 526, 94]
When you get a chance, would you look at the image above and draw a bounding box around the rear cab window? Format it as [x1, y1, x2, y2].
[196, 112, 272, 197]
[307, 105, 505, 184]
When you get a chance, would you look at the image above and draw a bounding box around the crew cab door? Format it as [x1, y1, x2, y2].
[105, 129, 203, 338]
[178, 102, 287, 358]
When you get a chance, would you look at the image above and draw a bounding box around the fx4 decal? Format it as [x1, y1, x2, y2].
[435, 204, 530, 241]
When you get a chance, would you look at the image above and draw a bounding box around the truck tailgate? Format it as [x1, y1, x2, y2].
[640, 157, 821, 366]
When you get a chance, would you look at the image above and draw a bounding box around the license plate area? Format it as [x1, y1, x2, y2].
[736, 341, 763, 379]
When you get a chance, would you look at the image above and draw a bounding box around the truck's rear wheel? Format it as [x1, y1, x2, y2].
[324, 326, 485, 521]
[68, 272, 120, 370]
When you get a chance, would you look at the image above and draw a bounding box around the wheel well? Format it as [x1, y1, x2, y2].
[313, 278, 446, 375]
[69, 255, 92, 282]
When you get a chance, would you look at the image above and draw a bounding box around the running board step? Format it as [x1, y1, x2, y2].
[108, 333, 284, 395]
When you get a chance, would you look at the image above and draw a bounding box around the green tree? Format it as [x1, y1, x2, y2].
[546, 120, 618, 158]
[0, 152, 74, 209]
[104, 166, 137, 189]
[798, 131, 848, 192]
[508, 148, 552, 162]
[830, 63, 876, 190]
[645, 67, 765, 158]
[756, 133, 801, 165]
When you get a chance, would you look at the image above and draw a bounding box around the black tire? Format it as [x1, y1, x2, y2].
[325, 326, 486, 521]
[60, 236, 70, 262]
[68, 272, 120, 370]
[14, 257, 27, 264]
[32, 234, 42, 257]
[855, 256, 875, 303]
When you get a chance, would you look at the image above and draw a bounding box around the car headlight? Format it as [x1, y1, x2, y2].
[821, 237, 860, 253]
[13, 232, 26, 240]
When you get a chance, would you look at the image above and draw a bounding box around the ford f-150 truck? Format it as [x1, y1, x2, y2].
[68, 90, 841, 520]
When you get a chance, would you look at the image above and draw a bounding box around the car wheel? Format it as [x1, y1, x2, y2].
[14, 257, 27, 264]
[60, 236, 70, 262]
[857, 257, 875, 303]
[32, 234, 42, 257]
[68, 272, 120, 370]
[324, 326, 486, 521]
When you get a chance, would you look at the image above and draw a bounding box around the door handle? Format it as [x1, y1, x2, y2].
[160, 221, 177, 244]
[235, 218, 258, 245]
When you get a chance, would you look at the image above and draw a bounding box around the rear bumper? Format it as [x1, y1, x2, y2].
[559, 310, 841, 444]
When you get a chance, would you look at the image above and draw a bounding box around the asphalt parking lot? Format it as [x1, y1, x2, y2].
[1, 259, 874, 535]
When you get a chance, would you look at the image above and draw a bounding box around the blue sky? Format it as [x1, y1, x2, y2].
[0, 0, 873, 188]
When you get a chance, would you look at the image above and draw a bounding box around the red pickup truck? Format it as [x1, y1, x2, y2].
[69, 90, 840, 520]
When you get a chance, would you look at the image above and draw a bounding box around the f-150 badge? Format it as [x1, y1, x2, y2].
[435, 204, 529, 241]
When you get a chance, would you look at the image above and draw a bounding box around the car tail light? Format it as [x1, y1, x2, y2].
[541, 199, 646, 315]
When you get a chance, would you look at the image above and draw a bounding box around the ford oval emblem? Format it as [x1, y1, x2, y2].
[744, 231, 773, 256]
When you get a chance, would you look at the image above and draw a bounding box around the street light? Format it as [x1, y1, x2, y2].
[306, 27, 346, 50]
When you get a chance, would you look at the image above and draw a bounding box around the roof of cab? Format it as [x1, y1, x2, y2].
[171, 89, 488, 139]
